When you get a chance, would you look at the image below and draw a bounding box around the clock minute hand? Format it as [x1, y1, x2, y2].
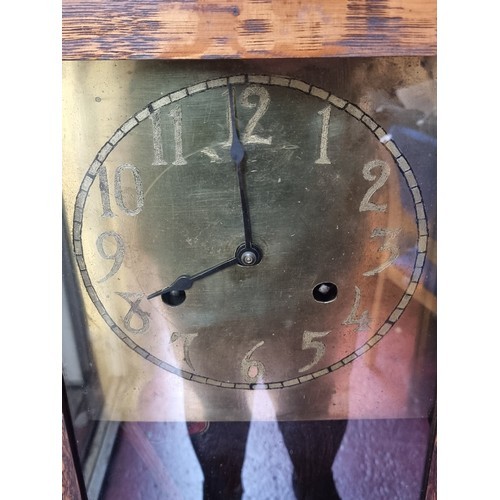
[147, 256, 238, 300]
[228, 84, 253, 250]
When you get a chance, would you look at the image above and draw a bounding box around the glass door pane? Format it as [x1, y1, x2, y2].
[62, 57, 436, 499]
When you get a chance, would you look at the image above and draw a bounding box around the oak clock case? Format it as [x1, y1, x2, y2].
[62, 58, 436, 423]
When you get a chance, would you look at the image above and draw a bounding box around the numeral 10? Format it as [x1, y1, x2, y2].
[98, 163, 144, 217]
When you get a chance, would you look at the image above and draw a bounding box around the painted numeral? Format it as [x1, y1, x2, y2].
[298, 330, 330, 373]
[149, 110, 168, 166]
[240, 85, 273, 145]
[149, 106, 187, 166]
[315, 105, 332, 165]
[359, 160, 390, 212]
[363, 228, 401, 276]
[221, 89, 234, 148]
[168, 105, 187, 165]
[114, 164, 144, 216]
[342, 286, 371, 332]
[241, 341, 266, 383]
[96, 231, 125, 283]
[200, 147, 222, 163]
[98, 164, 144, 217]
[98, 164, 114, 217]
[115, 292, 150, 334]
[170, 332, 198, 371]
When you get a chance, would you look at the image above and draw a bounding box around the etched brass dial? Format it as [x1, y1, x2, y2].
[63, 58, 436, 421]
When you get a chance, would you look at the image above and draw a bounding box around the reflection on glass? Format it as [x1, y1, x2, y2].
[62, 57, 436, 499]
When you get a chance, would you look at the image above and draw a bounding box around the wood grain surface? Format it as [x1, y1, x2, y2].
[62, 0, 436, 60]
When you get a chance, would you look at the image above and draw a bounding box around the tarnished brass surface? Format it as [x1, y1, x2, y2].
[62, 58, 436, 422]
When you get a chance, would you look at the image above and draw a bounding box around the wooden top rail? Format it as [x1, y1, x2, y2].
[62, 0, 436, 60]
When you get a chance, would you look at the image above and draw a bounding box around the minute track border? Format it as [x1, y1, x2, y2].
[72, 73, 428, 389]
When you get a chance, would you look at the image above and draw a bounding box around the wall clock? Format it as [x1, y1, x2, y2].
[61, 2, 437, 498]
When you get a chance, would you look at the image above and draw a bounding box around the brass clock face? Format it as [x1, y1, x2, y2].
[63, 59, 436, 421]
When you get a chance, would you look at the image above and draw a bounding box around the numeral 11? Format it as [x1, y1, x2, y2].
[149, 105, 187, 166]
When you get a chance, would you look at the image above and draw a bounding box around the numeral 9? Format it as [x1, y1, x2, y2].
[96, 231, 125, 282]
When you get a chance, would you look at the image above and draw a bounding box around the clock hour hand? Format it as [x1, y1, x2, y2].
[228, 84, 254, 251]
[146, 256, 238, 300]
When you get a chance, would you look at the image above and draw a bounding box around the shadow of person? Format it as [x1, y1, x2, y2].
[188, 419, 348, 500]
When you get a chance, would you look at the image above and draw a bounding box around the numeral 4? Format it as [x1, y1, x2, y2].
[342, 286, 371, 332]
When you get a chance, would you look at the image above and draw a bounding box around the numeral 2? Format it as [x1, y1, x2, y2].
[359, 160, 390, 212]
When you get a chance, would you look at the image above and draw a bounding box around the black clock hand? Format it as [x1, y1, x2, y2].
[228, 84, 253, 250]
[150, 86, 262, 304]
[147, 256, 238, 300]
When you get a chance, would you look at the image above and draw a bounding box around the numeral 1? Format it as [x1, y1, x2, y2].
[168, 105, 187, 165]
[98, 164, 113, 217]
[149, 110, 168, 166]
[315, 105, 332, 165]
